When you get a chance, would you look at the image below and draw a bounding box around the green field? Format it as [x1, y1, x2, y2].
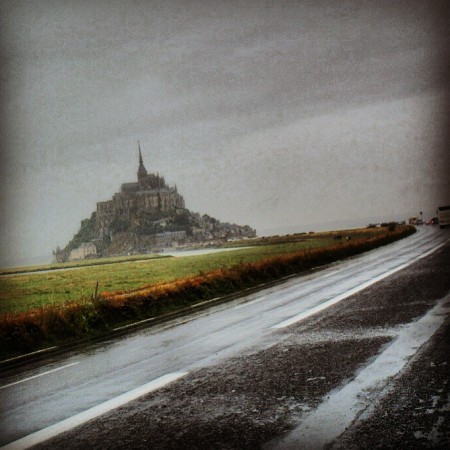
[0, 238, 336, 314]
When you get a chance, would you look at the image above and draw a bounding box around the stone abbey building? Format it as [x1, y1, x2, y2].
[96, 143, 185, 239]
[54, 143, 256, 262]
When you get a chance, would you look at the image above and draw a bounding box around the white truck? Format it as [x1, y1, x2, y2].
[437, 205, 450, 228]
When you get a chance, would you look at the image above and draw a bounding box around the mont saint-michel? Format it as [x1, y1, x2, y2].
[54, 144, 256, 262]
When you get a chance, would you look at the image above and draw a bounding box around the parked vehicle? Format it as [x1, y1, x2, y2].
[437, 206, 450, 228]
[425, 217, 439, 225]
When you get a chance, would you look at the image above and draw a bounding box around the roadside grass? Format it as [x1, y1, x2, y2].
[0, 226, 415, 360]
[0, 238, 335, 314]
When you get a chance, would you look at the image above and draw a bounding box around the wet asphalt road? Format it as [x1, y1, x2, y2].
[0, 226, 449, 449]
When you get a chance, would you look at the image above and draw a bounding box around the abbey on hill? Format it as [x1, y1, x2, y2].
[96, 143, 186, 240]
[54, 143, 256, 262]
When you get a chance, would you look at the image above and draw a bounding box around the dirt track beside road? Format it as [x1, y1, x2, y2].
[333, 316, 450, 449]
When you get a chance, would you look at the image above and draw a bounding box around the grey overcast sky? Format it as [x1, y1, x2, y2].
[0, 0, 449, 266]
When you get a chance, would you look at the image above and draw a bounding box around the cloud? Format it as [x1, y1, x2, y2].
[0, 0, 449, 264]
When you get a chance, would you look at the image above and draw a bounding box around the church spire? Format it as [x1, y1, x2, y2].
[137, 140, 148, 180]
[138, 140, 143, 165]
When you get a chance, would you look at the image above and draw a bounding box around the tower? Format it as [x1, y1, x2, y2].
[137, 141, 148, 181]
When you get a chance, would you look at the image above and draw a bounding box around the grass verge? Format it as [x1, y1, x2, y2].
[0, 239, 338, 314]
[0, 226, 415, 360]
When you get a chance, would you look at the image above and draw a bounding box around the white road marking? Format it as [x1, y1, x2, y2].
[271, 240, 448, 329]
[233, 296, 266, 310]
[0, 346, 57, 364]
[113, 316, 157, 331]
[1, 371, 188, 450]
[268, 294, 450, 449]
[0, 363, 79, 390]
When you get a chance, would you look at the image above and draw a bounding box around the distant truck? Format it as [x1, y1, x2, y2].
[437, 205, 450, 228]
